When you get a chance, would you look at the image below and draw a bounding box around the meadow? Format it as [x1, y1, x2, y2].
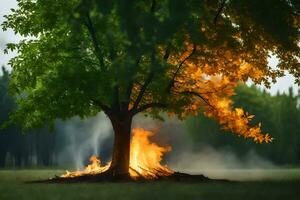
[0, 169, 300, 200]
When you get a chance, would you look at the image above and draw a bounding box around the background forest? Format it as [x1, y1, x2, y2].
[1, 67, 300, 168]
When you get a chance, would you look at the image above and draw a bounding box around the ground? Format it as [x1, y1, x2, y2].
[0, 170, 300, 200]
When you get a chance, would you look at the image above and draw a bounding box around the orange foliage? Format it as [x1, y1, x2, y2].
[166, 43, 273, 143]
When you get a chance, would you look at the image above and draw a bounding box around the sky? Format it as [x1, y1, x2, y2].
[0, 0, 299, 95]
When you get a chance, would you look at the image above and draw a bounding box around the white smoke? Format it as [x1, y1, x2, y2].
[168, 146, 278, 181]
[169, 146, 276, 171]
[56, 113, 112, 169]
[56, 113, 280, 180]
[133, 115, 279, 181]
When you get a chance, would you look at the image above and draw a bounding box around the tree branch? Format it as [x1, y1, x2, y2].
[109, 44, 120, 111]
[111, 85, 120, 111]
[214, 0, 227, 25]
[125, 56, 141, 105]
[83, 12, 105, 69]
[131, 52, 156, 111]
[91, 99, 112, 115]
[130, 0, 158, 112]
[131, 102, 167, 115]
[131, 71, 154, 111]
[163, 44, 171, 61]
[166, 44, 196, 92]
[180, 91, 215, 109]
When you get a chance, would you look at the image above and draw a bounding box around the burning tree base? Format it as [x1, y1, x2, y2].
[33, 128, 223, 183]
[46, 155, 210, 183]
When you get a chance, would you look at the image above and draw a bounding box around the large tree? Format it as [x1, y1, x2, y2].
[2, 0, 299, 177]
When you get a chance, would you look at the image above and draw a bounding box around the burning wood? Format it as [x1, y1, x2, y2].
[60, 128, 174, 180]
[60, 156, 110, 178]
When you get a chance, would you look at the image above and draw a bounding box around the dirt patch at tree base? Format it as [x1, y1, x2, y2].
[28, 172, 231, 184]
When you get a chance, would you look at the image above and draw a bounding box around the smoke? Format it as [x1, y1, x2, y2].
[133, 115, 279, 181]
[168, 146, 278, 181]
[56, 113, 113, 169]
[55, 112, 278, 180]
[169, 146, 275, 171]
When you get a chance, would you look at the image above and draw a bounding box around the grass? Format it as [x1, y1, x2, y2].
[0, 169, 300, 200]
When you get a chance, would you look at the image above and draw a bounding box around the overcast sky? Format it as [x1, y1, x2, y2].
[0, 0, 298, 95]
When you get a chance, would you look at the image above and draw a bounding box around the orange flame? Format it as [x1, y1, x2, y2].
[60, 128, 173, 179]
[129, 128, 173, 179]
[60, 155, 110, 178]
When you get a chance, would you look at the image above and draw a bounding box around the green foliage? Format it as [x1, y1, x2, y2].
[1, 0, 299, 130]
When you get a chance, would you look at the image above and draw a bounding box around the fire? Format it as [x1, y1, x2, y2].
[60, 128, 173, 179]
[129, 128, 173, 179]
[60, 156, 110, 178]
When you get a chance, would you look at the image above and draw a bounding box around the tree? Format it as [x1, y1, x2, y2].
[2, 0, 299, 177]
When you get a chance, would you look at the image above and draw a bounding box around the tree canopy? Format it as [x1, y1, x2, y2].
[2, 0, 299, 143]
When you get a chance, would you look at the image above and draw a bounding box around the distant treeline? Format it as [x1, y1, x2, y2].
[1, 68, 300, 167]
[0, 68, 112, 168]
[186, 84, 300, 165]
[0, 68, 57, 167]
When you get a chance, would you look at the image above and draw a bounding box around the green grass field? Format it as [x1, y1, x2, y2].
[1, 169, 300, 200]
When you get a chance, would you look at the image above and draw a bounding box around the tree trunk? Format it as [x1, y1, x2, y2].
[108, 115, 132, 178]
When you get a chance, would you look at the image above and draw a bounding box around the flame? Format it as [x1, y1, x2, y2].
[60, 155, 110, 178]
[60, 128, 173, 179]
[129, 128, 173, 179]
